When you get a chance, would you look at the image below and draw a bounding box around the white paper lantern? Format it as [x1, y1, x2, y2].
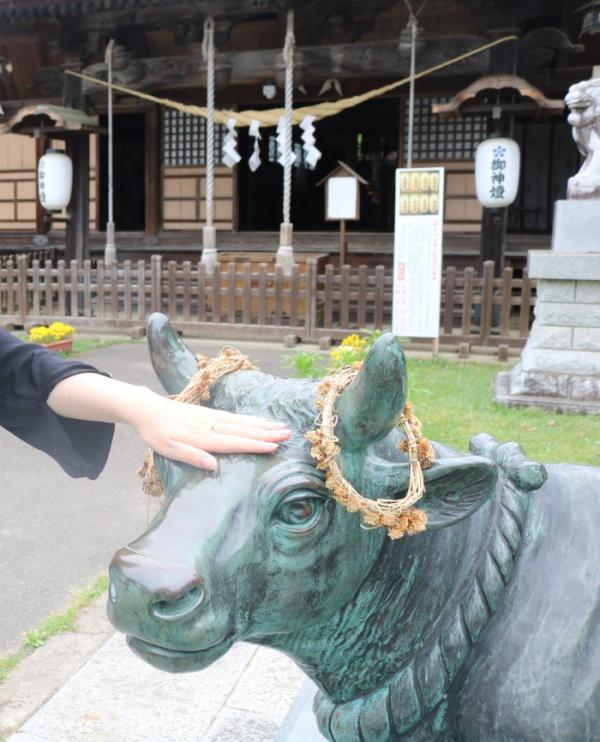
[475, 137, 520, 208]
[38, 149, 73, 211]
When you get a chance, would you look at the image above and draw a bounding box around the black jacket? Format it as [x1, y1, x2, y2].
[0, 330, 114, 479]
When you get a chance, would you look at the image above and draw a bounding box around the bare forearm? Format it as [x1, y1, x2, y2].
[47, 373, 153, 427]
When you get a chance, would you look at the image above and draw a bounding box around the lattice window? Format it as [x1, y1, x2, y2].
[162, 110, 226, 166]
[403, 96, 487, 161]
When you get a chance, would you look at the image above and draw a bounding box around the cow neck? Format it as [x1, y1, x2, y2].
[264, 476, 529, 737]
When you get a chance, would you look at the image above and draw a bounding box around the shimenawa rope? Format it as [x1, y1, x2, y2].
[67, 35, 518, 128]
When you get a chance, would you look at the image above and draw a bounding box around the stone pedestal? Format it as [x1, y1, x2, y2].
[552, 200, 600, 253]
[496, 251, 600, 414]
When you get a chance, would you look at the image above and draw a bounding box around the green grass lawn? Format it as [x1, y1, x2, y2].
[407, 358, 600, 467]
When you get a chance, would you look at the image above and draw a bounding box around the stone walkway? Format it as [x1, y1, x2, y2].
[7, 628, 306, 742]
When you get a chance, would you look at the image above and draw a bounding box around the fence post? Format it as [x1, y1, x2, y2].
[461, 266, 475, 336]
[443, 265, 456, 335]
[305, 258, 317, 341]
[151, 254, 162, 313]
[70, 260, 79, 317]
[479, 260, 495, 345]
[374, 265, 385, 329]
[499, 266, 513, 338]
[17, 254, 28, 326]
[83, 259, 92, 317]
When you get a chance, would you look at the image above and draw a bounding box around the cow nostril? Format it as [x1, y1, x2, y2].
[150, 584, 206, 623]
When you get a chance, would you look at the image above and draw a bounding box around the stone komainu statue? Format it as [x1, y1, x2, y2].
[565, 77, 600, 199]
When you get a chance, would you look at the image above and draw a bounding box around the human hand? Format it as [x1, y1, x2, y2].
[47, 373, 291, 471]
[125, 391, 291, 470]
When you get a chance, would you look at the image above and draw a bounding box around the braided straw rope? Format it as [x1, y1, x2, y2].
[67, 35, 517, 128]
[306, 365, 434, 540]
[138, 350, 434, 539]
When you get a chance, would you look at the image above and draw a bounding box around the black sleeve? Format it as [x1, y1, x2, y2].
[0, 329, 115, 479]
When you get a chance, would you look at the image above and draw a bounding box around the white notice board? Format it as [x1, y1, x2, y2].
[392, 167, 445, 339]
[326, 177, 359, 220]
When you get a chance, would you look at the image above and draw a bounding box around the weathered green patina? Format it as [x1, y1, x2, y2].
[108, 314, 600, 740]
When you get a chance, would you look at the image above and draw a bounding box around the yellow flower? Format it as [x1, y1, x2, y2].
[28, 322, 75, 344]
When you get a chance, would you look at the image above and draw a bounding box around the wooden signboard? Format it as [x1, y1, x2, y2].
[318, 161, 368, 268]
[392, 166, 445, 341]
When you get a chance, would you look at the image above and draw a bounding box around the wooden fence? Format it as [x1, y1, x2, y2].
[0, 255, 536, 351]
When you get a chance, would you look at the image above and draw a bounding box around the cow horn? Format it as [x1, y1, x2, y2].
[336, 333, 407, 451]
[147, 313, 198, 395]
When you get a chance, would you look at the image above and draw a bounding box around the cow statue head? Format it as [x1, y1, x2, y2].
[108, 314, 499, 716]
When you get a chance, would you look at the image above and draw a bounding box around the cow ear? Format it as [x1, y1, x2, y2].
[417, 456, 497, 529]
[147, 313, 197, 395]
[363, 454, 497, 530]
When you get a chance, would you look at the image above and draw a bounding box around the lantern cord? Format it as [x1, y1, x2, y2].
[282, 9, 294, 227]
[203, 17, 215, 229]
[67, 34, 519, 128]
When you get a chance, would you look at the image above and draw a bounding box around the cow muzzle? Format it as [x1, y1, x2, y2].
[109, 547, 206, 625]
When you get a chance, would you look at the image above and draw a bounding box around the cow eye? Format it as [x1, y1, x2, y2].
[275, 493, 323, 532]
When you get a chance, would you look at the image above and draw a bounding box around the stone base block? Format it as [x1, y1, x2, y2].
[552, 200, 600, 253]
[528, 251, 600, 281]
[496, 371, 600, 415]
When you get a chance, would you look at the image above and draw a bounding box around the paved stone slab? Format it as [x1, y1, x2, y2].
[9, 631, 306, 742]
[226, 644, 306, 719]
[0, 601, 112, 736]
[204, 709, 283, 742]
[275, 680, 325, 742]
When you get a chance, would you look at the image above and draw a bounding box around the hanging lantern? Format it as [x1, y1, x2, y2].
[38, 149, 73, 212]
[475, 137, 520, 208]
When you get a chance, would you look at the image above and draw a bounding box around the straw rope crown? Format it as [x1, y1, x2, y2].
[139, 348, 434, 539]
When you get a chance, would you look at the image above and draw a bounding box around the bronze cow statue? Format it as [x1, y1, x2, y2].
[108, 314, 600, 741]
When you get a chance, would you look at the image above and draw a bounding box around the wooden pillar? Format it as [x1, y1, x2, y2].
[65, 135, 90, 262]
[480, 207, 507, 277]
[479, 28, 519, 278]
[144, 105, 160, 238]
[35, 137, 49, 236]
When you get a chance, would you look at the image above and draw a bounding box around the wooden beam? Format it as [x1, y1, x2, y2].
[35, 136, 48, 235]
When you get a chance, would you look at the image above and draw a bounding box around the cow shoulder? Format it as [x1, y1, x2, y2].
[453, 464, 600, 741]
